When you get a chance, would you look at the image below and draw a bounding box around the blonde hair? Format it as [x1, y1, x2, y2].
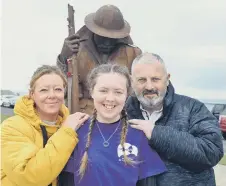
[79, 64, 137, 179]
[29, 65, 67, 93]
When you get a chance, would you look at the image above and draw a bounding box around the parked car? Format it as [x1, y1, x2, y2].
[0, 95, 16, 108]
[211, 104, 226, 140]
[9, 96, 20, 108]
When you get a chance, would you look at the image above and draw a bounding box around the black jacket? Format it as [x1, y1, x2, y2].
[126, 82, 224, 186]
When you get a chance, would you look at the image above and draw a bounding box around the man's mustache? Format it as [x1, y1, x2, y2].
[142, 89, 159, 96]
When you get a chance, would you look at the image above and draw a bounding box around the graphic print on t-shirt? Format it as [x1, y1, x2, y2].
[117, 143, 138, 161]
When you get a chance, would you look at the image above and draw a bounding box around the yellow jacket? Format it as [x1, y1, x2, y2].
[1, 96, 78, 186]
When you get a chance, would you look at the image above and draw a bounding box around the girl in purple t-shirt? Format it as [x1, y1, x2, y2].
[59, 64, 166, 186]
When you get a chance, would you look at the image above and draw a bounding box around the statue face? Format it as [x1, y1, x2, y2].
[93, 34, 118, 54]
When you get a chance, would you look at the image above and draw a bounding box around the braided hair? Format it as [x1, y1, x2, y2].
[78, 64, 136, 179]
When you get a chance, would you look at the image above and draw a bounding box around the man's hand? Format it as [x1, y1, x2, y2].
[128, 119, 155, 139]
[60, 34, 80, 60]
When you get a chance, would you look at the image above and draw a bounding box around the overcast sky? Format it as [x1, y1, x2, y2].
[1, 0, 226, 100]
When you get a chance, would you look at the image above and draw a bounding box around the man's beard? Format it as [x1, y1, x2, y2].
[135, 88, 167, 109]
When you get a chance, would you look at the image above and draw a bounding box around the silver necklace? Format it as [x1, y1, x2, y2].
[96, 121, 120, 147]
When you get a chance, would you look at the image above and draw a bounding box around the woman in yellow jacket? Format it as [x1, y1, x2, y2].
[1, 65, 89, 186]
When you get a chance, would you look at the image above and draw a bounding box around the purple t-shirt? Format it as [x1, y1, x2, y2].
[63, 119, 166, 186]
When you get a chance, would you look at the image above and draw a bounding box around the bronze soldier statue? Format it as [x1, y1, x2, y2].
[57, 4, 142, 114]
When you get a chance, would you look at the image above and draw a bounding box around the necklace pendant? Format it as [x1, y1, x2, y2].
[103, 141, 109, 147]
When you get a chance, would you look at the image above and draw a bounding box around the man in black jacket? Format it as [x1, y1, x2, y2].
[126, 52, 224, 186]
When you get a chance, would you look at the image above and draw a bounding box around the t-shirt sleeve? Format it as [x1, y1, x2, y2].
[138, 133, 167, 180]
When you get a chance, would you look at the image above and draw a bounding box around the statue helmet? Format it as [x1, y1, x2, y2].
[84, 5, 131, 39]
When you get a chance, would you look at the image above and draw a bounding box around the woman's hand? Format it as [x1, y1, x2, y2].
[62, 112, 89, 131]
